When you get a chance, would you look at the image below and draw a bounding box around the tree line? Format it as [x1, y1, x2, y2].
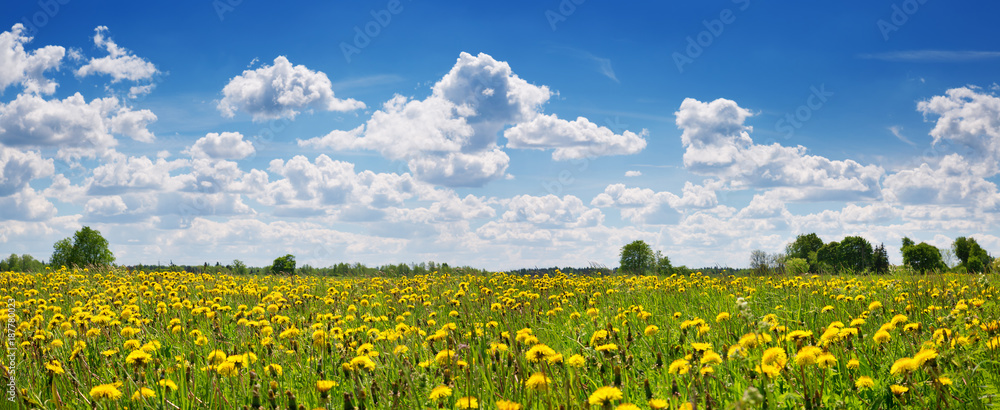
[751, 233, 995, 275]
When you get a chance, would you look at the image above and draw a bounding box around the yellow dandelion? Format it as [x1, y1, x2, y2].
[588, 386, 623, 406]
[429, 385, 452, 400]
[855, 376, 875, 390]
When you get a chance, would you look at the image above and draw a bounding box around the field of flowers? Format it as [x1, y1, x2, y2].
[2, 268, 999, 409]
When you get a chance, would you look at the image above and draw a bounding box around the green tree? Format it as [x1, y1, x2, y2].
[619, 240, 655, 274]
[839, 236, 873, 273]
[50, 227, 115, 268]
[271, 254, 296, 275]
[786, 233, 824, 271]
[654, 250, 672, 275]
[902, 242, 945, 274]
[872, 243, 890, 274]
[232, 259, 248, 275]
[816, 241, 841, 272]
[953, 236, 991, 273]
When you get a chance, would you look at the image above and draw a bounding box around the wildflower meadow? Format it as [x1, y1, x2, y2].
[2, 268, 999, 409]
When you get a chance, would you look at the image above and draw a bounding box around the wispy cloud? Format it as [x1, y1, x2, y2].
[889, 126, 916, 146]
[859, 50, 1000, 62]
[550, 46, 619, 83]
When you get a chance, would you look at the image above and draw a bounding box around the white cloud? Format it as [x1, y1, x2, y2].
[110, 107, 157, 142]
[0, 187, 57, 221]
[917, 86, 1000, 173]
[883, 153, 999, 206]
[299, 52, 646, 187]
[591, 182, 719, 225]
[675, 97, 883, 200]
[0, 93, 158, 157]
[0, 24, 64, 95]
[84, 195, 128, 217]
[0, 146, 53, 196]
[477, 195, 604, 243]
[218, 56, 364, 121]
[504, 114, 647, 160]
[625, 170, 642, 177]
[76, 26, 158, 82]
[87, 151, 187, 195]
[183, 132, 255, 160]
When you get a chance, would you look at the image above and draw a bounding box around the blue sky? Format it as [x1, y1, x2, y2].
[1, 0, 999, 269]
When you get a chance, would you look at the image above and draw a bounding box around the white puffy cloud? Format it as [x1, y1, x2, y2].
[675, 98, 883, 200]
[625, 170, 642, 177]
[86, 151, 187, 194]
[259, 155, 430, 218]
[299, 52, 647, 187]
[183, 132, 255, 160]
[0, 187, 56, 221]
[504, 114, 647, 160]
[883, 153, 999, 206]
[218, 56, 364, 121]
[0, 93, 158, 157]
[109, 107, 157, 142]
[477, 195, 604, 243]
[918, 86, 1000, 171]
[84, 195, 128, 217]
[591, 181, 719, 225]
[0, 24, 64, 95]
[76, 26, 158, 83]
[0, 146, 53, 196]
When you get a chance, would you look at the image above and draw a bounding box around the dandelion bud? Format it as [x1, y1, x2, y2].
[285, 390, 297, 410]
[613, 366, 622, 387]
[656, 352, 663, 368]
[343, 392, 354, 410]
[251, 388, 261, 408]
[643, 379, 653, 400]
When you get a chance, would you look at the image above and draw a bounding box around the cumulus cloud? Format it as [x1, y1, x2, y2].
[504, 114, 647, 160]
[0, 187, 57, 221]
[0, 24, 64, 95]
[591, 181, 718, 225]
[0, 93, 158, 157]
[625, 170, 642, 177]
[76, 26, 158, 82]
[883, 153, 1000, 207]
[300, 52, 647, 186]
[675, 97, 883, 200]
[0, 146, 54, 196]
[183, 132, 255, 160]
[477, 195, 604, 243]
[918, 86, 1000, 173]
[218, 56, 364, 121]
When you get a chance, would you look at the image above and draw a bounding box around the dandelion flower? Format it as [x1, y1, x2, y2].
[525, 344, 557, 362]
[855, 376, 874, 390]
[668, 359, 690, 375]
[316, 380, 337, 393]
[429, 385, 452, 400]
[89, 383, 123, 400]
[648, 398, 669, 409]
[525, 372, 551, 390]
[131, 387, 155, 401]
[644, 325, 659, 336]
[126, 350, 152, 366]
[496, 400, 522, 410]
[588, 386, 623, 406]
[616, 404, 640, 410]
[567, 354, 586, 368]
[456, 396, 479, 409]
[890, 385, 909, 395]
[44, 360, 65, 375]
[762, 347, 788, 368]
